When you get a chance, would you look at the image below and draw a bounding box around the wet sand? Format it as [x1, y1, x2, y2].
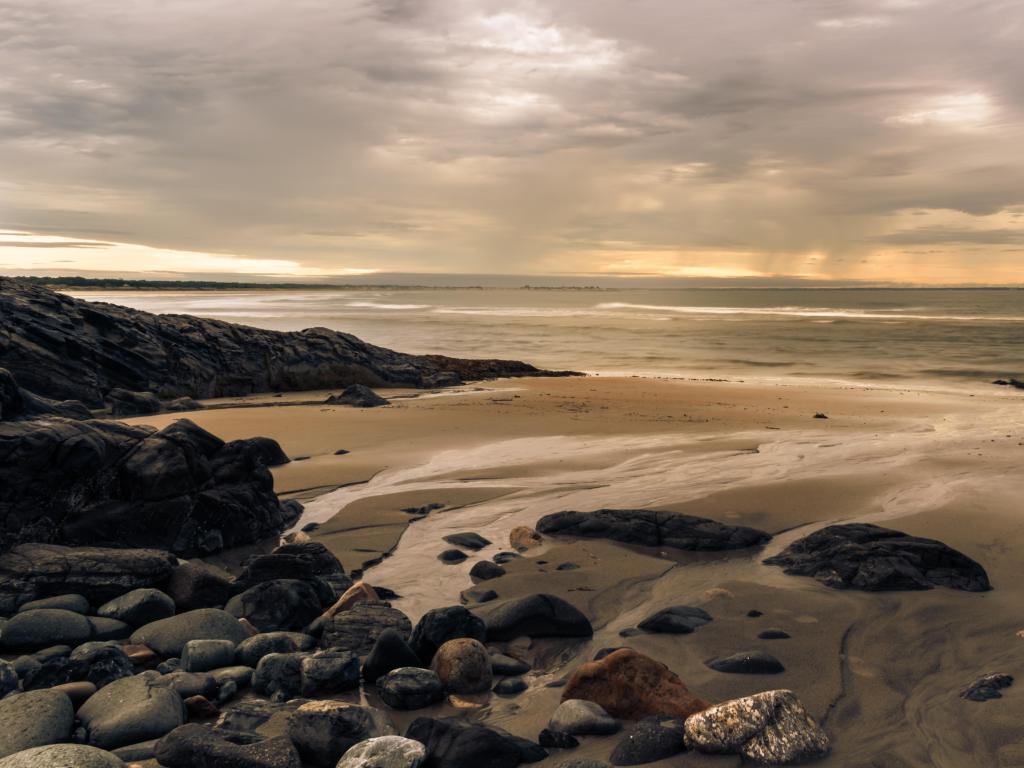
[130, 376, 1024, 767]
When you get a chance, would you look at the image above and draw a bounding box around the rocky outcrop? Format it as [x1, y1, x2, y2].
[0, 368, 91, 422]
[0, 415, 297, 555]
[0, 278, 571, 408]
[536, 509, 771, 551]
[763, 523, 991, 592]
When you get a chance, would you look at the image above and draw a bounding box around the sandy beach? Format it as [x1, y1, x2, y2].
[128, 375, 1024, 767]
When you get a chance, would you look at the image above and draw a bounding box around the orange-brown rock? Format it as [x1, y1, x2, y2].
[510, 526, 543, 552]
[122, 644, 159, 668]
[561, 648, 711, 720]
[431, 637, 493, 694]
[322, 581, 380, 619]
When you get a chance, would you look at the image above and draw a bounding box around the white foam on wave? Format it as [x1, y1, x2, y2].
[345, 301, 431, 310]
[594, 302, 1022, 322]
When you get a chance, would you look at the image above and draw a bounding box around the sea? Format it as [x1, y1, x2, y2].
[68, 287, 1023, 390]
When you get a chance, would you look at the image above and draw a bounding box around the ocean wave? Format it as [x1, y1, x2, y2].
[593, 302, 1021, 322]
[345, 301, 430, 310]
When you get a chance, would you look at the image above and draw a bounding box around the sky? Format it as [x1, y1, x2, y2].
[1, 0, 1023, 285]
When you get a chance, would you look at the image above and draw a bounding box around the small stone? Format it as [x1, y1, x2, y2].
[637, 606, 712, 634]
[410, 606, 487, 664]
[96, 589, 175, 627]
[235, 631, 315, 668]
[50, 681, 98, 708]
[17, 595, 90, 614]
[509, 526, 543, 551]
[549, 700, 620, 736]
[287, 700, 395, 767]
[437, 549, 467, 564]
[469, 561, 506, 581]
[492, 551, 521, 565]
[538, 730, 579, 749]
[747, 610, 764, 618]
[759, 628, 791, 640]
[183, 695, 218, 719]
[706, 651, 785, 675]
[494, 678, 528, 695]
[491, 653, 530, 676]
[556, 563, 580, 571]
[363, 629, 421, 683]
[129, 609, 250, 657]
[299, 650, 360, 696]
[961, 673, 1014, 701]
[0, 610, 92, 650]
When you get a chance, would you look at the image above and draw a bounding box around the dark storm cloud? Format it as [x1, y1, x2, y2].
[1, 0, 1022, 281]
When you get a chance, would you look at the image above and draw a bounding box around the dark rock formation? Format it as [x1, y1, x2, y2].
[763, 523, 991, 592]
[443, 532, 491, 550]
[325, 384, 389, 408]
[637, 606, 712, 635]
[319, 601, 413, 655]
[0, 368, 91, 422]
[155, 723, 301, 768]
[960, 673, 1013, 701]
[476, 594, 593, 641]
[410, 606, 487, 665]
[609, 716, 686, 766]
[377, 667, 445, 710]
[536, 509, 771, 551]
[706, 651, 785, 675]
[405, 717, 523, 768]
[0, 416, 298, 555]
[0, 277, 570, 408]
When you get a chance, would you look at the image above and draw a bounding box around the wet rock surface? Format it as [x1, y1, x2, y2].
[536, 509, 771, 550]
[609, 716, 687, 766]
[476, 594, 593, 641]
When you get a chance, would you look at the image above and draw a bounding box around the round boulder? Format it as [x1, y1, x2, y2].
[129, 609, 251, 656]
[0, 744, 125, 767]
[430, 638, 493, 694]
[377, 667, 445, 710]
[410, 606, 487, 664]
[336, 736, 426, 768]
[0, 690, 75, 759]
[0, 610, 92, 651]
[96, 589, 175, 627]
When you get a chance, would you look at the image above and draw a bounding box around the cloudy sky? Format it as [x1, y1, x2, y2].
[1, 0, 1022, 284]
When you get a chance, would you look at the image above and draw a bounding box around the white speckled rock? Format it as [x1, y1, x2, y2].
[335, 736, 426, 768]
[0, 744, 125, 768]
[683, 689, 829, 765]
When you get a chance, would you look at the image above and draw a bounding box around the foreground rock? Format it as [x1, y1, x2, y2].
[0, 609, 92, 650]
[410, 606, 487, 664]
[378, 668, 445, 710]
[562, 649, 710, 720]
[97, 588, 175, 626]
[609, 716, 686, 765]
[684, 689, 829, 765]
[763, 523, 991, 592]
[536, 509, 771, 550]
[0, 544, 175, 614]
[326, 384, 390, 408]
[549, 700, 620, 735]
[0, 416, 298, 556]
[363, 629, 422, 682]
[960, 673, 1013, 701]
[320, 602, 413, 655]
[78, 671, 185, 749]
[0, 690, 74, 759]
[405, 717, 522, 768]
[336, 736, 426, 768]
[288, 701, 396, 766]
[476, 594, 592, 641]
[430, 638, 493, 694]
[155, 723, 301, 768]
[0, 744, 125, 767]
[130, 609, 251, 656]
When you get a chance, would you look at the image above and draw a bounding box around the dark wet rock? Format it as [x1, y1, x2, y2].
[252, 652, 308, 702]
[558, 762, 612, 768]
[707, 651, 785, 675]
[562, 649, 710, 720]
[462, 587, 498, 604]
[68, 642, 134, 688]
[229, 436, 290, 467]
[1, 609, 93, 651]
[165, 397, 204, 413]
[538, 730, 579, 749]
[88, 617, 132, 641]
[0, 544, 176, 615]
[156, 658, 182, 675]
[401, 503, 444, 516]
[130, 608, 251, 656]
[813, 412, 828, 419]
[78, 671, 186, 749]
[556, 562, 580, 571]
[18, 594, 90, 614]
[0, 278, 558, 408]
[299, 650, 360, 696]
[19, 653, 81, 691]
[0, 367, 91, 423]
[0, 744, 125, 767]
[320, 601, 412, 655]
[363, 628, 422, 682]
[336, 737, 426, 768]
[494, 678, 528, 695]
[476, 594, 593, 641]
[165, 561, 234, 612]
[497, 732, 547, 764]
[492, 551, 521, 565]
[684, 689, 829, 764]
[0, 415, 299, 557]
[234, 542, 346, 593]
[763, 523, 991, 592]
[430, 638, 492, 694]
[609, 716, 686, 765]
[50, 680, 98, 707]
[377, 667, 445, 710]
[181, 639, 237, 673]
[211, 666, 254, 690]
[107, 388, 161, 417]
[184, 695, 218, 719]
[617, 628, 642, 638]
[410, 606, 487, 664]
[443, 532, 491, 550]
[437, 549, 467, 564]
[287, 700, 395, 767]
[747, 610, 763, 617]
[154, 670, 218, 700]
[491, 653, 531, 676]
[155, 723, 301, 768]
[0, 690, 75, 759]
[236, 632, 316, 668]
[536, 509, 771, 551]
[0, 659, 17, 697]
[214, 699, 301, 734]
[960, 673, 1013, 701]
[549, 700, 620, 736]
[97, 588, 175, 627]
[637, 606, 712, 635]
[759, 628, 791, 640]
[469, 561, 506, 581]
[405, 717, 522, 768]
[225, 579, 325, 633]
[326, 384, 390, 408]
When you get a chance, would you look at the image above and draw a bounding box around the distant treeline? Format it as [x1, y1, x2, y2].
[12, 276, 606, 291]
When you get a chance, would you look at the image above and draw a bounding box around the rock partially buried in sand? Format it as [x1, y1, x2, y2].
[336, 736, 426, 768]
[476, 594, 592, 641]
[763, 523, 991, 592]
[549, 699, 620, 735]
[326, 384, 389, 408]
[609, 716, 686, 766]
[707, 651, 785, 675]
[443, 532, 491, 550]
[536, 509, 771, 551]
[960, 673, 1013, 701]
[437, 549, 468, 564]
[561, 649, 710, 720]
[469, 561, 506, 581]
[509, 526, 543, 551]
[684, 689, 829, 765]
[0, 744, 126, 768]
[430, 638, 493, 694]
[637, 606, 712, 635]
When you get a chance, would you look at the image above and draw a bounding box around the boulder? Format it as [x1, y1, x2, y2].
[548, 700, 620, 736]
[77, 671, 185, 750]
[236, 632, 316, 668]
[17, 594, 90, 614]
[763, 523, 991, 592]
[252, 653, 308, 702]
[320, 602, 412, 655]
[636, 606, 712, 635]
[233, 543, 346, 595]
[430, 638, 493, 694]
[228, 437, 290, 467]
[0, 609, 93, 650]
[537, 730, 578, 749]
[181, 639, 238, 673]
[405, 718, 521, 768]
[0, 544, 175, 615]
[68, 642, 134, 688]
[88, 617, 132, 641]
[410, 606, 487, 664]
[165, 561, 234, 611]
[509, 526, 543, 552]
[469, 561, 505, 582]
[363, 629, 422, 682]
[377, 668, 445, 710]
[299, 650, 360, 696]
[0, 744, 126, 768]
[684, 689, 829, 765]
[287, 701, 396, 766]
[476, 594, 592, 641]
[609, 716, 686, 765]
[0, 690, 75, 759]
[225, 579, 325, 632]
[461, 587, 497, 605]
[442, 533, 491, 551]
[326, 384, 389, 408]
[706, 651, 785, 675]
[107, 389, 161, 417]
[561, 649, 710, 720]
[536, 509, 770, 551]
[97, 589, 175, 626]
[154, 723, 301, 768]
[336, 736, 427, 768]
[129, 609, 251, 656]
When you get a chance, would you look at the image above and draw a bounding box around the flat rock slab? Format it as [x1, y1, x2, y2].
[130, 608, 251, 656]
[707, 651, 785, 675]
